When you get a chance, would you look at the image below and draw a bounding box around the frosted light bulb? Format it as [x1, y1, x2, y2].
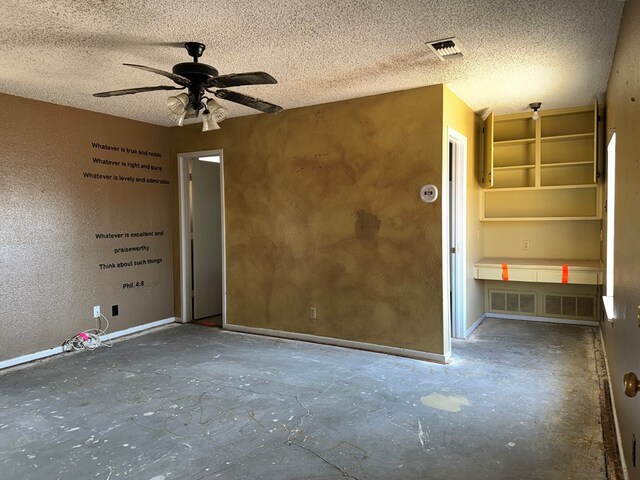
[529, 102, 542, 121]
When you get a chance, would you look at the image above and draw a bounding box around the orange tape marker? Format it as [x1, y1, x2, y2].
[501, 263, 509, 281]
[562, 264, 569, 284]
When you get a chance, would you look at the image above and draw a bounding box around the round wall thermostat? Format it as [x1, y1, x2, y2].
[420, 184, 438, 203]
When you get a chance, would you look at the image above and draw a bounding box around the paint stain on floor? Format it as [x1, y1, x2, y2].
[420, 393, 470, 413]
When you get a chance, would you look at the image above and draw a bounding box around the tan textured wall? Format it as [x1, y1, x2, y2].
[442, 86, 484, 332]
[171, 85, 446, 354]
[601, 1, 640, 476]
[0, 94, 174, 362]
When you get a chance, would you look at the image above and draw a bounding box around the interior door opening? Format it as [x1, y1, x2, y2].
[449, 141, 456, 336]
[178, 150, 226, 326]
[447, 129, 468, 342]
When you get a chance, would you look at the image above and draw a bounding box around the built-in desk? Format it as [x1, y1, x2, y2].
[473, 257, 603, 285]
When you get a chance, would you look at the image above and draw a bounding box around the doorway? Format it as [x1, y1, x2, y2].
[177, 149, 226, 325]
[447, 128, 467, 341]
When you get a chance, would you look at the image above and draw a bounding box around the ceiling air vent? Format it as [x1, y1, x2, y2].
[427, 37, 464, 61]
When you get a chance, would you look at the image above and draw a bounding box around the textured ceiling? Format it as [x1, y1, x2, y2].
[0, 0, 625, 126]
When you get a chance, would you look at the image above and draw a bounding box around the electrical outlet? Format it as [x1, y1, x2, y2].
[112, 305, 119, 317]
[309, 306, 317, 320]
[522, 240, 530, 250]
[93, 305, 100, 318]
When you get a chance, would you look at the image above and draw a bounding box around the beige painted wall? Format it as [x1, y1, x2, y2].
[484, 221, 601, 260]
[442, 86, 485, 332]
[601, 1, 640, 476]
[0, 94, 175, 362]
[171, 85, 448, 354]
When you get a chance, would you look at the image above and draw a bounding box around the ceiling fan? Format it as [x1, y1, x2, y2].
[94, 42, 283, 131]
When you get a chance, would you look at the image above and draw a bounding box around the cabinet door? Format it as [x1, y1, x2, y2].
[483, 112, 494, 188]
[593, 98, 599, 183]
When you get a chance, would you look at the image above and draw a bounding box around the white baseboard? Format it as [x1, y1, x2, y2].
[485, 312, 598, 327]
[465, 314, 486, 337]
[223, 323, 449, 364]
[0, 317, 177, 371]
[98, 317, 176, 343]
[599, 327, 629, 479]
[0, 346, 66, 371]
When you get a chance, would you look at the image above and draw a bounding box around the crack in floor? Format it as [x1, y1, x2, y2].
[285, 394, 312, 445]
[290, 442, 362, 479]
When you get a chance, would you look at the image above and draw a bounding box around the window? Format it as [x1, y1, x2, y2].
[603, 132, 616, 321]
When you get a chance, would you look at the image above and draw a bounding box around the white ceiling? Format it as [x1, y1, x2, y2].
[0, 0, 625, 126]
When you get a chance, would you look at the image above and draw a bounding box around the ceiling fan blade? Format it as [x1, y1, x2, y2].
[212, 89, 283, 114]
[206, 71, 277, 88]
[123, 63, 191, 86]
[93, 85, 184, 97]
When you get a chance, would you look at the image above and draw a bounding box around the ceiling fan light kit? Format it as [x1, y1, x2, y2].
[202, 115, 221, 132]
[94, 42, 282, 132]
[167, 93, 189, 115]
[205, 98, 229, 122]
[201, 98, 228, 132]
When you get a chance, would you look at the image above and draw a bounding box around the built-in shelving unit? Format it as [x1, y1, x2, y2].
[481, 102, 601, 221]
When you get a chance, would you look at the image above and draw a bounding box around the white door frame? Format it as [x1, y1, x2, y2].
[177, 149, 226, 325]
[447, 128, 468, 340]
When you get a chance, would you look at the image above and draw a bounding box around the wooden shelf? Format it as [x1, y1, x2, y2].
[541, 133, 594, 143]
[541, 161, 593, 168]
[495, 138, 536, 146]
[494, 165, 535, 171]
[493, 117, 535, 142]
[486, 184, 598, 193]
[482, 103, 600, 220]
[481, 216, 602, 222]
[541, 108, 595, 137]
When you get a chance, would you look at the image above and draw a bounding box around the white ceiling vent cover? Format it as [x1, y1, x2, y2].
[426, 37, 464, 61]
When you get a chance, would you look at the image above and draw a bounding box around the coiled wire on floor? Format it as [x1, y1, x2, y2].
[62, 313, 113, 352]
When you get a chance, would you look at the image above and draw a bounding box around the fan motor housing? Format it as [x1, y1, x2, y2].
[173, 62, 219, 79]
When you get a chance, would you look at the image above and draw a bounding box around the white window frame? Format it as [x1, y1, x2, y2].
[603, 131, 616, 322]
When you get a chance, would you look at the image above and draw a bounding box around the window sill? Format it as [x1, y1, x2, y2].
[602, 295, 615, 322]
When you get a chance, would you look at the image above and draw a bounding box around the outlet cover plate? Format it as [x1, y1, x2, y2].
[93, 305, 100, 318]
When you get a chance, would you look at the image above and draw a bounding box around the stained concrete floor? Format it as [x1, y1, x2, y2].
[0, 319, 605, 480]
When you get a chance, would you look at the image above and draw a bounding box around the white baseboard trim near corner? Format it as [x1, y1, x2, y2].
[98, 317, 177, 344]
[465, 315, 486, 338]
[223, 323, 449, 364]
[0, 317, 177, 371]
[599, 327, 630, 480]
[485, 312, 598, 327]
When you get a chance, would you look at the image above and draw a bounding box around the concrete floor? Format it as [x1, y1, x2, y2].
[0, 318, 605, 480]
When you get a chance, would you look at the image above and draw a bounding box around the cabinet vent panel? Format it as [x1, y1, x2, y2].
[544, 294, 595, 320]
[490, 291, 506, 311]
[577, 297, 596, 318]
[489, 290, 536, 315]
